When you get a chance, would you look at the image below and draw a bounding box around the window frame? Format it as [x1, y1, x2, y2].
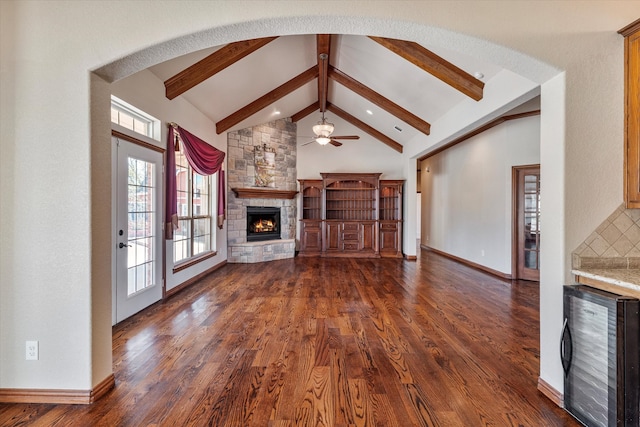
[110, 96, 161, 141]
[172, 150, 216, 270]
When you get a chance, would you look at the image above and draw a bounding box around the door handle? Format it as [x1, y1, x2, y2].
[560, 317, 573, 377]
[119, 242, 132, 249]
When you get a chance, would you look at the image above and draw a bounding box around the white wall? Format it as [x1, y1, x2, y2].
[1, 0, 635, 398]
[296, 113, 405, 179]
[111, 70, 229, 293]
[421, 115, 540, 274]
[538, 73, 567, 394]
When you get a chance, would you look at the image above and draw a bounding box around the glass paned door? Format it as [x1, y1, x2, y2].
[115, 138, 163, 323]
[514, 165, 540, 281]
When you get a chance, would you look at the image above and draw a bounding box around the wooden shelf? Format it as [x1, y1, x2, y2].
[326, 188, 374, 191]
[232, 188, 298, 199]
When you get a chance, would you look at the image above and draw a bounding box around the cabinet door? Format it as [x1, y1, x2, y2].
[300, 221, 322, 253]
[379, 222, 399, 253]
[626, 31, 640, 207]
[361, 222, 377, 252]
[325, 222, 341, 252]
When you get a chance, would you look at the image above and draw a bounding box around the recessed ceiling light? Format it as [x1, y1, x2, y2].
[366, 109, 373, 115]
[273, 110, 281, 115]
[474, 71, 484, 80]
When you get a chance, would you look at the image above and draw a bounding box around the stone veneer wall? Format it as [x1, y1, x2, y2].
[573, 203, 640, 269]
[226, 118, 297, 263]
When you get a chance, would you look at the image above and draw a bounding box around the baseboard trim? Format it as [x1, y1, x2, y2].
[165, 260, 227, 298]
[537, 376, 563, 408]
[0, 374, 115, 405]
[421, 245, 512, 280]
[404, 254, 417, 261]
[91, 374, 116, 402]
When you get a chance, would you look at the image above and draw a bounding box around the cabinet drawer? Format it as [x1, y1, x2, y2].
[343, 242, 359, 251]
[343, 223, 359, 231]
[343, 232, 359, 241]
[380, 222, 397, 230]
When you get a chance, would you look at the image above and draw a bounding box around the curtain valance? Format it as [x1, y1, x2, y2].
[166, 124, 226, 239]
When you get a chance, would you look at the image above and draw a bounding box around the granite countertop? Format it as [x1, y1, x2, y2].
[572, 268, 640, 294]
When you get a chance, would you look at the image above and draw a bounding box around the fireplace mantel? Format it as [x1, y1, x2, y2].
[232, 188, 298, 199]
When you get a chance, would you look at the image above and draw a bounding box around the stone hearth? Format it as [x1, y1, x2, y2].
[226, 118, 297, 263]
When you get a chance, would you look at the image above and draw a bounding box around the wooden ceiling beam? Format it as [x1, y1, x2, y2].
[291, 102, 319, 122]
[164, 37, 278, 100]
[327, 103, 403, 153]
[369, 36, 484, 101]
[216, 66, 319, 134]
[328, 65, 431, 136]
[316, 35, 331, 113]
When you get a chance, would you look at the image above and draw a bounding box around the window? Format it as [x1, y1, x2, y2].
[173, 150, 214, 264]
[110, 96, 160, 141]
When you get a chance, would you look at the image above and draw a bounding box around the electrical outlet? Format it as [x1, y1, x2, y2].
[26, 341, 38, 360]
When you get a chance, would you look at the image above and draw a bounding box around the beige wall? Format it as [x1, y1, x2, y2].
[1, 0, 637, 397]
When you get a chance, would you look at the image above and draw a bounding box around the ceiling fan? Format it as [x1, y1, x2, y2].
[300, 52, 359, 147]
[301, 111, 360, 147]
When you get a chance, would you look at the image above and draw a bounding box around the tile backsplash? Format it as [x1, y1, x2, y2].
[573, 204, 640, 269]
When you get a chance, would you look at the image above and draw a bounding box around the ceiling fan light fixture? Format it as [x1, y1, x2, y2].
[313, 121, 334, 138]
[316, 136, 331, 145]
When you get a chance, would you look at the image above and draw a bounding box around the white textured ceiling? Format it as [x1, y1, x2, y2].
[148, 34, 503, 149]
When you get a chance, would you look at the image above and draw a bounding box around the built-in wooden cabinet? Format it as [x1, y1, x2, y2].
[299, 179, 323, 255]
[298, 173, 403, 258]
[621, 19, 640, 208]
[379, 180, 404, 258]
[323, 173, 380, 258]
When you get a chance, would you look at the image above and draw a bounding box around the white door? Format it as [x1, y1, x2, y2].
[115, 138, 163, 323]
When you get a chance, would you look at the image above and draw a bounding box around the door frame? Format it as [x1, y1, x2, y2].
[512, 164, 540, 281]
[111, 129, 166, 325]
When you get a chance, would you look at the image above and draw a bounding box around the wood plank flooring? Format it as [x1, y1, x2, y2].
[0, 251, 579, 426]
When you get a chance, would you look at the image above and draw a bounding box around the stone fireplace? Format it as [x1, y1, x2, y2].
[226, 118, 297, 263]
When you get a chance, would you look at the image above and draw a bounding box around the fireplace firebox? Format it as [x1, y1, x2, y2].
[246, 206, 281, 242]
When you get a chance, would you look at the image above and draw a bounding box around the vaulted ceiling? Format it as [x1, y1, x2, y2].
[149, 34, 504, 153]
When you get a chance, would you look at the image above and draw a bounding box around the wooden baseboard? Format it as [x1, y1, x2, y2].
[537, 376, 563, 408]
[165, 260, 227, 298]
[421, 245, 512, 280]
[0, 374, 115, 405]
[404, 254, 417, 261]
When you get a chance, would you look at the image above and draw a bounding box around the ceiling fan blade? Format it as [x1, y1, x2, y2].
[301, 140, 316, 146]
[329, 135, 359, 140]
[329, 139, 343, 147]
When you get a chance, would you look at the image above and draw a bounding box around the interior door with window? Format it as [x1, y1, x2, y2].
[114, 137, 163, 323]
[513, 165, 540, 281]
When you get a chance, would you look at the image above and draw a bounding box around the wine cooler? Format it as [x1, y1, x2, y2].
[562, 285, 640, 426]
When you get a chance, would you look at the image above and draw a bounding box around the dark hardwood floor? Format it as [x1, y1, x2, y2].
[0, 250, 579, 426]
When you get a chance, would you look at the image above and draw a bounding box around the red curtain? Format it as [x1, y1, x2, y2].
[217, 170, 226, 229]
[166, 125, 226, 239]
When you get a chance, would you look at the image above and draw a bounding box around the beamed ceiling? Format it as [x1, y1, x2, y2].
[149, 34, 506, 153]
